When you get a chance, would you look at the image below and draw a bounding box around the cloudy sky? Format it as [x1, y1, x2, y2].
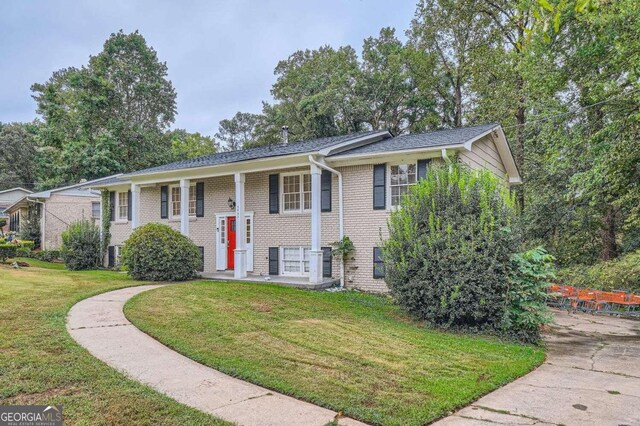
[0, 1, 416, 136]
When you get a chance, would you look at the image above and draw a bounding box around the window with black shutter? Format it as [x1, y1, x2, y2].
[373, 247, 385, 279]
[373, 164, 386, 210]
[196, 182, 205, 217]
[160, 186, 168, 219]
[109, 191, 116, 222]
[269, 174, 279, 214]
[127, 189, 132, 221]
[322, 247, 332, 278]
[198, 246, 205, 272]
[321, 170, 332, 212]
[417, 159, 431, 180]
[108, 246, 115, 267]
[268, 247, 279, 275]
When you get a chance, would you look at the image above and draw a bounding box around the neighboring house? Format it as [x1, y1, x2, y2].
[0, 187, 33, 234]
[91, 124, 520, 292]
[5, 176, 117, 249]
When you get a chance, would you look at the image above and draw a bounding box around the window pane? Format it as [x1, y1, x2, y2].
[92, 202, 100, 218]
[303, 248, 310, 273]
[283, 175, 301, 212]
[118, 192, 128, 219]
[246, 218, 251, 244]
[171, 187, 181, 217]
[220, 219, 226, 243]
[189, 186, 196, 216]
[303, 174, 312, 210]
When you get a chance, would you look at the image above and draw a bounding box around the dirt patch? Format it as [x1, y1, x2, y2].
[8, 385, 80, 405]
[252, 303, 272, 313]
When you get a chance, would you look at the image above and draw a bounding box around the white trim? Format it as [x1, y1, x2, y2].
[215, 211, 254, 272]
[280, 171, 311, 214]
[115, 191, 129, 222]
[169, 183, 196, 219]
[280, 246, 311, 277]
[387, 161, 418, 210]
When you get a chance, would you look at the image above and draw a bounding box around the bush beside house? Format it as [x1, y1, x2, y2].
[121, 223, 201, 281]
[383, 163, 550, 342]
[61, 220, 102, 270]
[558, 249, 640, 293]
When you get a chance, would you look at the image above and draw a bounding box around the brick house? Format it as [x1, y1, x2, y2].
[0, 187, 33, 234]
[4, 177, 114, 249]
[92, 124, 520, 292]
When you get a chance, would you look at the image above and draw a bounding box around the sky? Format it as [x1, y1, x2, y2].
[0, 0, 416, 136]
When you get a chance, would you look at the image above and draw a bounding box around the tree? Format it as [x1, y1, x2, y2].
[0, 122, 39, 190]
[32, 30, 177, 186]
[169, 129, 217, 160]
[215, 112, 262, 151]
[409, 0, 490, 128]
[360, 28, 433, 134]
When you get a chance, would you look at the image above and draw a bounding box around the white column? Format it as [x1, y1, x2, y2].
[234, 172, 247, 279]
[180, 178, 190, 236]
[131, 183, 141, 229]
[309, 164, 323, 284]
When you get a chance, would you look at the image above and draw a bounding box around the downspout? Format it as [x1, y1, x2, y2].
[441, 148, 450, 163]
[26, 197, 45, 250]
[308, 155, 345, 287]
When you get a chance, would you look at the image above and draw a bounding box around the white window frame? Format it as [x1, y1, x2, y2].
[280, 172, 312, 213]
[115, 191, 129, 221]
[388, 162, 418, 209]
[280, 246, 310, 277]
[169, 184, 196, 219]
[115, 245, 123, 266]
[91, 201, 101, 219]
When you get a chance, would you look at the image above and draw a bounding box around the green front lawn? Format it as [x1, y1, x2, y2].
[126, 281, 545, 426]
[0, 259, 229, 425]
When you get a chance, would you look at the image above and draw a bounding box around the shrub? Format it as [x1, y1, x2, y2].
[16, 246, 32, 257]
[36, 250, 62, 263]
[61, 219, 102, 270]
[121, 223, 201, 281]
[383, 163, 519, 335]
[0, 244, 17, 262]
[19, 240, 35, 250]
[558, 249, 640, 293]
[505, 247, 554, 343]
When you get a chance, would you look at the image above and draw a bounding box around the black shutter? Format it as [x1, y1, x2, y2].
[197, 246, 205, 272]
[321, 170, 332, 212]
[417, 159, 431, 180]
[160, 186, 168, 219]
[108, 246, 115, 267]
[373, 164, 386, 210]
[373, 247, 385, 279]
[196, 182, 205, 217]
[109, 191, 115, 221]
[127, 190, 132, 221]
[269, 174, 279, 214]
[268, 247, 279, 275]
[322, 246, 332, 278]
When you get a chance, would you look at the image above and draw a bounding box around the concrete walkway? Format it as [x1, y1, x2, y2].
[434, 309, 640, 426]
[67, 285, 366, 426]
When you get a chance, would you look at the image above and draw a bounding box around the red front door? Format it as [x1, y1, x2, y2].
[227, 216, 236, 269]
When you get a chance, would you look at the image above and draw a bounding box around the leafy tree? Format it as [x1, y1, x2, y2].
[169, 129, 217, 160]
[215, 112, 262, 151]
[408, 0, 490, 128]
[31, 30, 176, 186]
[0, 122, 39, 190]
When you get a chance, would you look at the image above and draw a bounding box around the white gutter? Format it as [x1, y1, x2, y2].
[308, 155, 345, 288]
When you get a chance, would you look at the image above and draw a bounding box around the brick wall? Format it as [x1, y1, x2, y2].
[43, 194, 100, 249]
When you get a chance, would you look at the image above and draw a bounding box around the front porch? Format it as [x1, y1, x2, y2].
[200, 271, 339, 291]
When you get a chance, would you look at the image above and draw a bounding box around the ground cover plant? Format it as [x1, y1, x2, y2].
[0, 259, 229, 425]
[125, 281, 545, 426]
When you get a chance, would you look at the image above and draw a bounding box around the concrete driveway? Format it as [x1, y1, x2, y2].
[435, 309, 640, 426]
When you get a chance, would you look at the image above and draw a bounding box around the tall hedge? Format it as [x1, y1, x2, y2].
[121, 223, 201, 281]
[383, 163, 519, 334]
[61, 219, 102, 270]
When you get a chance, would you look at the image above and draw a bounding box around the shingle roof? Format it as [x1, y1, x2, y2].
[126, 131, 384, 176]
[330, 123, 498, 157]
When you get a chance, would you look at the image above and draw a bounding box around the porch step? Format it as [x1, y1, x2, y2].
[199, 273, 339, 291]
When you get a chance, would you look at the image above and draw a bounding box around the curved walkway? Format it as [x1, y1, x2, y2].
[434, 309, 640, 426]
[67, 285, 366, 426]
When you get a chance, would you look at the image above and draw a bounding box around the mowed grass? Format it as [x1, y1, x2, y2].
[0, 260, 229, 425]
[125, 281, 545, 426]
